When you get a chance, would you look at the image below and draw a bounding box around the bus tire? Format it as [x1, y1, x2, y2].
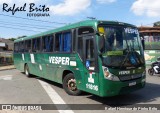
[24, 64, 31, 77]
[63, 73, 81, 96]
[148, 68, 154, 76]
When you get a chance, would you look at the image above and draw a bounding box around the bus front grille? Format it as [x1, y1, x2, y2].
[119, 74, 142, 82]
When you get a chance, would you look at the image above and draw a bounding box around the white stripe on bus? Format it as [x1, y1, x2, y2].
[22, 54, 24, 61]
[30, 54, 35, 63]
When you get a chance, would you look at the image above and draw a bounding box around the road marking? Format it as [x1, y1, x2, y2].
[0, 75, 12, 80]
[38, 80, 74, 113]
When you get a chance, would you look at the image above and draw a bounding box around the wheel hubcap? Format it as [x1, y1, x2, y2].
[68, 79, 77, 91]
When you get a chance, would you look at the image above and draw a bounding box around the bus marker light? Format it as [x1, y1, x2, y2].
[75, 68, 79, 70]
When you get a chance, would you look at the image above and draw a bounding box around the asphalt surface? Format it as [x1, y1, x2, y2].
[0, 69, 160, 113]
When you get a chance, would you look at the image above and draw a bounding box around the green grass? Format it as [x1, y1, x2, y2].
[145, 42, 160, 50]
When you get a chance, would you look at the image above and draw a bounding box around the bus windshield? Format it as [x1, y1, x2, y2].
[99, 26, 145, 68]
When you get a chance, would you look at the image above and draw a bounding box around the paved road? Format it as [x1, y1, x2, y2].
[0, 69, 160, 113]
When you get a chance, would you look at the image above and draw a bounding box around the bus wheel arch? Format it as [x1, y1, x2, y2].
[62, 70, 73, 81]
[62, 70, 81, 96]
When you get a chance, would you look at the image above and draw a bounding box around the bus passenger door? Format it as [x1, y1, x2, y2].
[83, 36, 99, 95]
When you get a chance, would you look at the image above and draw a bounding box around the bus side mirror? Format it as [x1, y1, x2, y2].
[141, 38, 145, 50]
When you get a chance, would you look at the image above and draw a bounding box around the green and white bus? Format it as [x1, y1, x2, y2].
[14, 20, 146, 97]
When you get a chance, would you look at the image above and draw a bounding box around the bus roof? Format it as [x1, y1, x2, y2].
[14, 20, 136, 42]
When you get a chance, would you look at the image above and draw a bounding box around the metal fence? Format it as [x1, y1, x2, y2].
[0, 52, 13, 66]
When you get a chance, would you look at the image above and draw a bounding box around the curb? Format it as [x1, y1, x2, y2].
[0, 66, 16, 71]
[0, 68, 16, 71]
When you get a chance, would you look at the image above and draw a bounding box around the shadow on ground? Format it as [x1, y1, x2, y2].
[87, 82, 160, 107]
[22, 72, 160, 107]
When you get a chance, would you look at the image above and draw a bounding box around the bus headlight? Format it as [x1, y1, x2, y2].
[102, 66, 120, 81]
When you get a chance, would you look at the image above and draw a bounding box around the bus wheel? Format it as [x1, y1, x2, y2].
[24, 64, 31, 77]
[148, 68, 154, 76]
[63, 73, 81, 96]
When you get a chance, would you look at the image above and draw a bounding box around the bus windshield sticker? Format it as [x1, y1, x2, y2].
[103, 51, 123, 56]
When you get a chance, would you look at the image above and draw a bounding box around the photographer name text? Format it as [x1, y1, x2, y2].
[2, 3, 50, 17]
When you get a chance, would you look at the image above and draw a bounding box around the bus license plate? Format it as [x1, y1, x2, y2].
[129, 82, 136, 86]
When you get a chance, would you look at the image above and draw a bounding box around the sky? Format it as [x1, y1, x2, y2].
[0, 0, 160, 39]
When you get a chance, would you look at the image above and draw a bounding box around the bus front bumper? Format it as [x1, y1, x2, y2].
[99, 77, 146, 97]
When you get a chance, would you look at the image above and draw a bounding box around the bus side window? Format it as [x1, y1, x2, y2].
[63, 32, 71, 52]
[25, 40, 31, 52]
[32, 38, 40, 52]
[14, 43, 19, 53]
[55, 33, 61, 52]
[55, 32, 72, 52]
[42, 35, 53, 52]
[77, 37, 83, 60]
[85, 39, 95, 70]
[20, 41, 24, 52]
[72, 29, 76, 51]
[24, 41, 26, 52]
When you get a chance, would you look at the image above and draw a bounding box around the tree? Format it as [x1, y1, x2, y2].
[8, 38, 16, 41]
[153, 21, 160, 27]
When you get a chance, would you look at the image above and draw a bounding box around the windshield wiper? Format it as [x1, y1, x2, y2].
[120, 49, 130, 69]
[120, 32, 130, 69]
